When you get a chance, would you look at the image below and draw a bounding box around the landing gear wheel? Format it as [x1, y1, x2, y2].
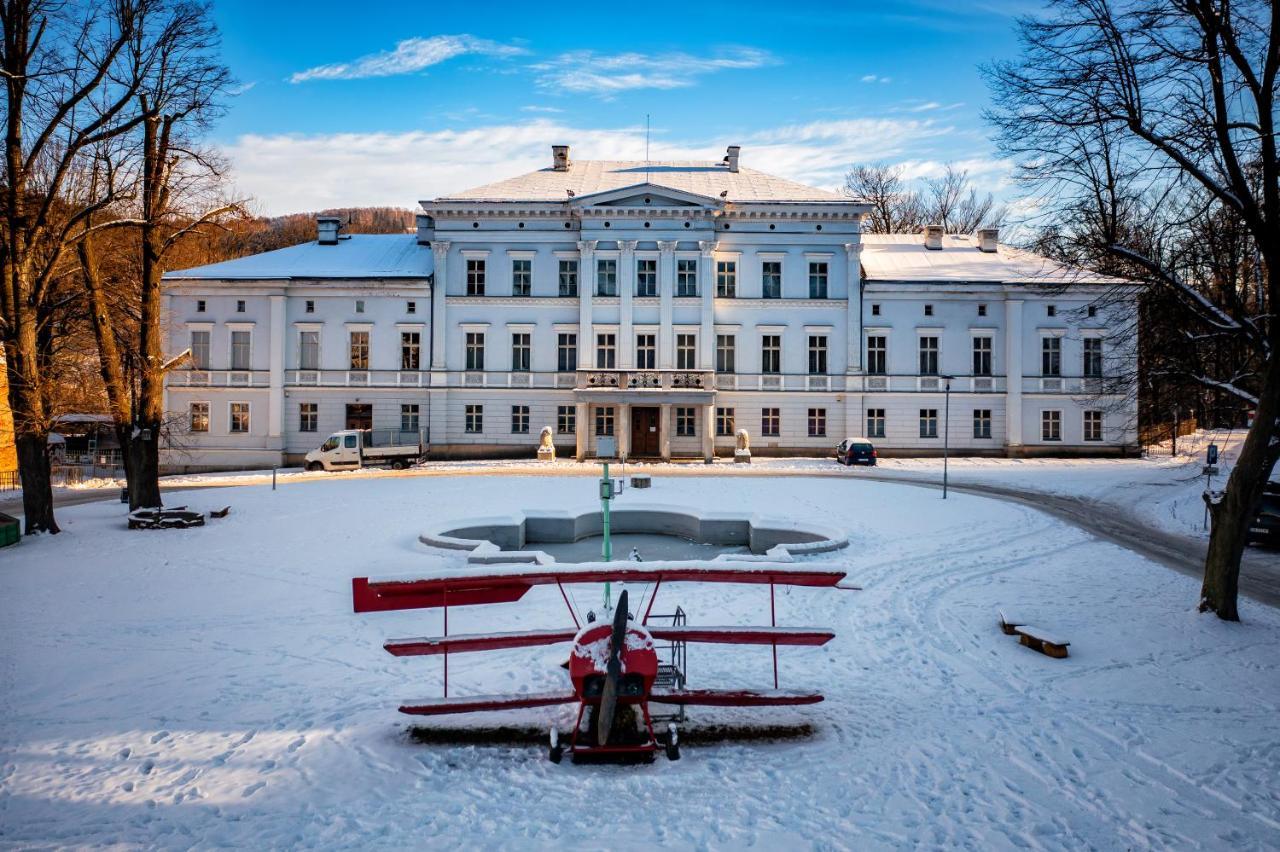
[665, 723, 680, 761]
[548, 728, 563, 764]
[306, 461, 323, 472]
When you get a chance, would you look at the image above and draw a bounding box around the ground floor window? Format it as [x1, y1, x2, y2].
[557, 405, 575, 434]
[1084, 410, 1103, 442]
[973, 409, 991, 439]
[919, 408, 938, 439]
[190, 402, 209, 433]
[676, 406, 697, 437]
[866, 408, 885, 439]
[299, 403, 318, 433]
[401, 404, 419, 433]
[1041, 410, 1062, 442]
[716, 407, 735, 437]
[511, 405, 529, 434]
[465, 404, 483, 434]
[808, 408, 827, 437]
[230, 402, 250, 434]
[761, 407, 780, 437]
[595, 406, 615, 436]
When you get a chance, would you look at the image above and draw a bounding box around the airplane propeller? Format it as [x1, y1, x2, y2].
[595, 589, 629, 746]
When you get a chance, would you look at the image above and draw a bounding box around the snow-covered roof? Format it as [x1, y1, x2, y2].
[435, 160, 846, 204]
[860, 233, 1123, 285]
[163, 234, 432, 281]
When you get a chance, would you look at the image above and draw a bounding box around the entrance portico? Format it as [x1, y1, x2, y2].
[574, 370, 715, 462]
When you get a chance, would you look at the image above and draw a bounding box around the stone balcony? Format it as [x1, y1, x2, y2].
[577, 369, 713, 391]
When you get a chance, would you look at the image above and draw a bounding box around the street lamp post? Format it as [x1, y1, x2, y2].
[941, 375, 954, 499]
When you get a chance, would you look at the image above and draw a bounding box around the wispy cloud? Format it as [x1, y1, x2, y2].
[227, 81, 257, 96]
[860, 74, 892, 83]
[290, 35, 527, 83]
[520, 105, 563, 114]
[533, 47, 776, 97]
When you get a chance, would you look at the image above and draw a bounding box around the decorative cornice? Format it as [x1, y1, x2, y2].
[712, 298, 847, 308]
[445, 296, 580, 307]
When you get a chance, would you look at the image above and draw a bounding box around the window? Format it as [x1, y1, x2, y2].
[866, 335, 887, 375]
[808, 335, 828, 374]
[761, 408, 780, 437]
[406, 300, 416, 315]
[636, 258, 657, 297]
[676, 406, 697, 437]
[349, 331, 369, 370]
[559, 260, 578, 297]
[1083, 338, 1103, 378]
[189, 402, 209, 433]
[466, 259, 486, 296]
[716, 260, 737, 297]
[866, 408, 885, 439]
[761, 261, 782, 299]
[1042, 337, 1062, 376]
[299, 330, 319, 370]
[716, 334, 736, 373]
[511, 259, 531, 297]
[676, 333, 696, 370]
[400, 331, 421, 370]
[871, 303, 881, 316]
[1041, 410, 1062, 441]
[808, 262, 828, 299]
[557, 405, 576, 435]
[305, 300, 315, 314]
[190, 330, 210, 370]
[511, 405, 529, 434]
[635, 334, 656, 369]
[919, 336, 939, 375]
[230, 330, 251, 370]
[230, 402, 250, 433]
[595, 406, 615, 436]
[355, 300, 365, 314]
[1084, 410, 1104, 442]
[1087, 305, 1097, 318]
[401, 404, 420, 433]
[299, 403, 318, 433]
[1047, 304, 1056, 317]
[924, 304, 933, 317]
[465, 405, 483, 433]
[972, 336, 992, 376]
[761, 335, 781, 374]
[977, 304, 987, 317]
[716, 407, 735, 437]
[595, 333, 616, 368]
[973, 409, 992, 439]
[196, 299, 206, 313]
[236, 299, 245, 313]
[808, 408, 827, 437]
[511, 332, 531, 372]
[919, 408, 938, 438]
[557, 333, 577, 372]
[596, 259, 617, 296]
[677, 259, 698, 297]
[465, 332, 485, 370]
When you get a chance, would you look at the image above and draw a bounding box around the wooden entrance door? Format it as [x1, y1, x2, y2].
[631, 407, 660, 457]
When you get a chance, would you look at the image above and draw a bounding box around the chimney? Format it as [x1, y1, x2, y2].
[923, 224, 944, 250]
[552, 144, 571, 171]
[317, 216, 341, 245]
[977, 227, 999, 253]
[416, 214, 434, 245]
[724, 145, 741, 173]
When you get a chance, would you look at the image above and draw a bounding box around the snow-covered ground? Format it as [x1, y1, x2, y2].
[2, 473, 1278, 849]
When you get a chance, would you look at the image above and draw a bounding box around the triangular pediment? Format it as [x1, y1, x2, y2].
[570, 182, 722, 209]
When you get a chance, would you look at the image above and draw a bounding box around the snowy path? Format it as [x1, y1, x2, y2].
[2, 476, 1279, 849]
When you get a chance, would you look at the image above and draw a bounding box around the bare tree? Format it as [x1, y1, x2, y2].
[986, 0, 1279, 620]
[843, 163, 924, 233]
[923, 164, 1003, 233]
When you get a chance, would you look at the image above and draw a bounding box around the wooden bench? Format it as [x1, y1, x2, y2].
[997, 611, 1024, 636]
[1013, 625, 1070, 659]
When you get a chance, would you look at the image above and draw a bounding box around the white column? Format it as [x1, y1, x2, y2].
[702, 404, 715, 462]
[575, 402, 588, 460]
[430, 241, 449, 370]
[844, 242, 863, 373]
[618, 402, 631, 461]
[619, 241, 637, 369]
[660, 403, 673, 460]
[698, 241, 715, 370]
[268, 294, 285, 439]
[577, 241, 596, 369]
[1005, 299, 1023, 450]
[657, 241, 677, 369]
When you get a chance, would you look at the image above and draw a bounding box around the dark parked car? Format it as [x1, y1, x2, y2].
[835, 438, 877, 466]
[1247, 482, 1280, 547]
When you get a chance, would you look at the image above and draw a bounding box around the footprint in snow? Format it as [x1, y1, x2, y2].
[150, 731, 170, 744]
[242, 781, 266, 798]
[118, 747, 131, 760]
[287, 736, 305, 753]
[139, 759, 155, 775]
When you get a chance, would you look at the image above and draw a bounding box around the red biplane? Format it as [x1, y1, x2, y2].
[353, 560, 851, 763]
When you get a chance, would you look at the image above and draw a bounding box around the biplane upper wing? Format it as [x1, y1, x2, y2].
[353, 560, 846, 613]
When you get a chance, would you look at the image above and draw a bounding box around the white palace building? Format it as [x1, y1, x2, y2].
[161, 145, 1138, 470]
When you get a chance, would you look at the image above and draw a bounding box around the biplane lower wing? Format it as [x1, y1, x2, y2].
[648, 689, 825, 707]
[399, 692, 578, 716]
[647, 626, 835, 646]
[385, 628, 578, 657]
[354, 561, 847, 613]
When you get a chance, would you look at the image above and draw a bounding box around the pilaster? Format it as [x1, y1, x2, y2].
[657, 240, 677, 368]
[619, 240, 637, 369]
[268, 295, 285, 438]
[430, 241, 450, 371]
[577, 240, 596, 369]
[698, 241, 715, 370]
[575, 402, 588, 460]
[1005, 299, 1024, 447]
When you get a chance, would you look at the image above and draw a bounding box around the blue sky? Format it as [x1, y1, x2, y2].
[210, 0, 1043, 215]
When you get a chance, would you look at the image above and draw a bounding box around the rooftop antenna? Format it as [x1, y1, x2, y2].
[645, 113, 650, 180]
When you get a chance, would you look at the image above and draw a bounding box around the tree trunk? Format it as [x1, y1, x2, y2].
[127, 421, 162, 510]
[4, 301, 59, 535]
[13, 427, 57, 535]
